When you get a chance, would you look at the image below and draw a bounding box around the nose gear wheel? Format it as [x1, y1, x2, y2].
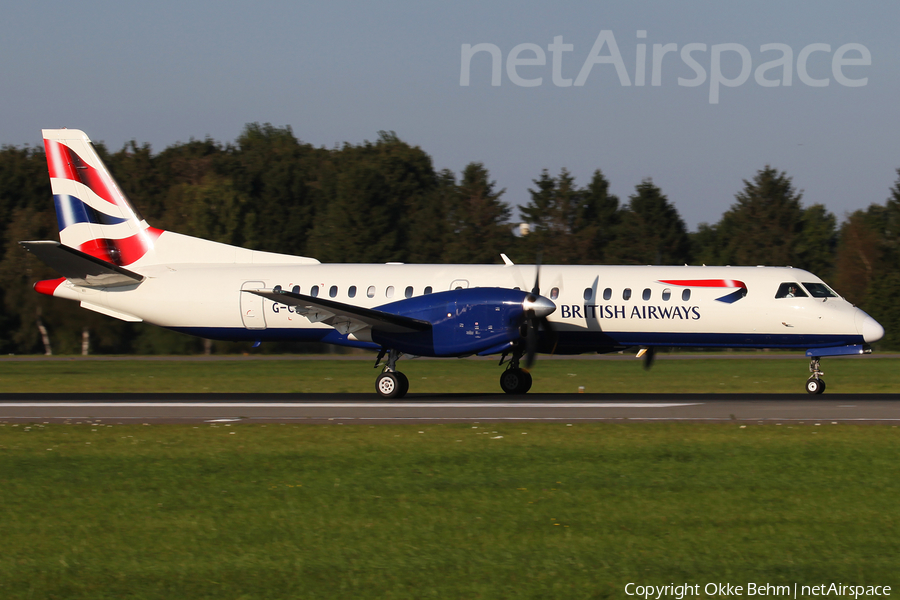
[806, 357, 826, 395]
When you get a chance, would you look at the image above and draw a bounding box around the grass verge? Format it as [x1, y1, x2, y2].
[0, 356, 898, 394]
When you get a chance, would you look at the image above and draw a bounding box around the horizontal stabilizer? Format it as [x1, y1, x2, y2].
[248, 289, 432, 334]
[20, 240, 145, 287]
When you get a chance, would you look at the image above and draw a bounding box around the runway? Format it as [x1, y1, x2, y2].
[1, 393, 899, 423]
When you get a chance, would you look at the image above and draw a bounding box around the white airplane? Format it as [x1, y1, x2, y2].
[22, 129, 884, 397]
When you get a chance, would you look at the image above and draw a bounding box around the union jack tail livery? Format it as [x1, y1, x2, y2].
[43, 128, 162, 267]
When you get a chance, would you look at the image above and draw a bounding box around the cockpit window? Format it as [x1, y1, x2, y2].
[775, 282, 807, 299]
[802, 282, 838, 298]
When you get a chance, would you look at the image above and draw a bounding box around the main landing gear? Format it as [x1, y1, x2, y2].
[498, 349, 533, 394]
[806, 357, 826, 395]
[374, 349, 409, 399]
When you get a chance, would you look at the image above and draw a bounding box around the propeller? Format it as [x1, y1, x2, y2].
[522, 253, 557, 370]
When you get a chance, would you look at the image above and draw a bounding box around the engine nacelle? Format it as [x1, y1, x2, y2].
[371, 288, 535, 357]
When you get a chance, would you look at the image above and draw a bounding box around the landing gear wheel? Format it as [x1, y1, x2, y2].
[806, 377, 825, 395]
[395, 371, 410, 397]
[376, 372, 408, 399]
[807, 357, 825, 395]
[500, 368, 533, 394]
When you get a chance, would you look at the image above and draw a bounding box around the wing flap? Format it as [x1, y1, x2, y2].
[247, 289, 431, 334]
[20, 240, 145, 287]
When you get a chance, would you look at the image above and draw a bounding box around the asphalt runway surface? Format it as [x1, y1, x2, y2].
[1, 393, 899, 423]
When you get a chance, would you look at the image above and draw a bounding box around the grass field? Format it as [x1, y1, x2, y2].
[1, 422, 898, 599]
[0, 355, 898, 394]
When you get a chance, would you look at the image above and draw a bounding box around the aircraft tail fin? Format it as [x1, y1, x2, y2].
[43, 128, 163, 267]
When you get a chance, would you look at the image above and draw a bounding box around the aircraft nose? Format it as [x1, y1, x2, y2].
[523, 294, 556, 318]
[855, 309, 884, 343]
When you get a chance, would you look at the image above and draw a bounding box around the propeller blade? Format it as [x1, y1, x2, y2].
[523, 250, 552, 372]
[524, 316, 538, 370]
[524, 314, 558, 370]
[642, 347, 656, 370]
[542, 317, 558, 355]
[531, 251, 543, 296]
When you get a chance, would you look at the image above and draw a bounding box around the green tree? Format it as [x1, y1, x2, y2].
[230, 123, 330, 257]
[307, 131, 437, 262]
[520, 168, 613, 264]
[0, 145, 50, 261]
[607, 179, 690, 265]
[717, 166, 804, 267]
[834, 209, 882, 305]
[858, 270, 900, 349]
[795, 203, 838, 278]
[689, 222, 721, 265]
[582, 169, 620, 262]
[160, 174, 250, 245]
[442, 163, 513, 264]
[310, 161, 405, 262]
[852, 171, 900, 348]
[104, 141, 168, 222]
[406, 169, 455, 263]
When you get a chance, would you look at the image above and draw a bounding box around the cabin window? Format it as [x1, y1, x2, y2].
[424, 286, 433, 295]
[405, 286, 414, 298]
[348, 286, 357, 298]
[329, 285, 338, 298]
[583, 288, 592, 301]
[550, 287, 559, 300]
[310, 285, 319, 297]
[802, 282, 838, 298]
[291, 285, 300, 294]
[386, 286, 395, 298]
[603, 288, 612, 301]
[662, 288, 671, 301]
[273, 285, 282, 293]
[642, 288, 651, 301]
[775, 282, 807, 299]
[623, 288, 632, 301]
[682, 289, 691, 301]
[367, 285, 376, 298]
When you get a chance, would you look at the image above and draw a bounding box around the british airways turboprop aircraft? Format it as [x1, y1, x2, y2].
[22, 129, 884, 397]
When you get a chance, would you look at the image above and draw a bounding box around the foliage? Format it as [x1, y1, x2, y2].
[717, 166, 805, 266]
[606, 178, 691, 265]
[441, 162, 513, 264]
[520, 168, 619, 264]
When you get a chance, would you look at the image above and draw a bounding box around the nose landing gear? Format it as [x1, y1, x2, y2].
[806, 357, 825, 395]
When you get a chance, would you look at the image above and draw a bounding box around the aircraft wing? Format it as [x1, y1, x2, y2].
[20, 240, 145, 288]
[247, 289, 432, 335]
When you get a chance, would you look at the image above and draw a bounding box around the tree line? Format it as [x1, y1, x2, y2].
[1, 123, 898, 353]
